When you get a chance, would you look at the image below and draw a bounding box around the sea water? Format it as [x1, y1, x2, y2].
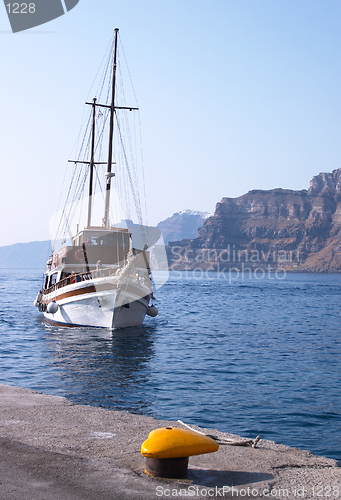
[0, 268, 340, 461]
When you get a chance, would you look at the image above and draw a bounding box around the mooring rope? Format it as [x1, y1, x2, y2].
[177, 420, 261, 448]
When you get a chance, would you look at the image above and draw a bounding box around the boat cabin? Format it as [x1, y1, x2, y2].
[50, 227, 131, 270]
[43, 226, 150, 292]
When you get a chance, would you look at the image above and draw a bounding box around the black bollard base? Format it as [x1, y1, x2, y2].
[144, 456, 189, 478]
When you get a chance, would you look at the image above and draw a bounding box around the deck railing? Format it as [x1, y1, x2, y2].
[42, 267, 116, 295]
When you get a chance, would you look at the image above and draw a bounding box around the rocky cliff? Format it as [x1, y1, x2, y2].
[167, 169, 341, 272]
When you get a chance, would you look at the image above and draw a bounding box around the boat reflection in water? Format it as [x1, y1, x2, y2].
[44, 324, 156, 415]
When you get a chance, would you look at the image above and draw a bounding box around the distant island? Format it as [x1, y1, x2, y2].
[0, 240, 51, 269]
[166, 168, 341, 273]
[157, 210, 211, 244]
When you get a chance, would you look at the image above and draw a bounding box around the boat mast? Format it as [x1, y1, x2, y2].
[87, 97, 97, 228]
[103, 28, 119, 230]
[69, 30, 139, 232]
[69, 96, 107, 228]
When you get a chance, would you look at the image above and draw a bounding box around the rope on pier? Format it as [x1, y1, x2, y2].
[177, 420, 261, 448]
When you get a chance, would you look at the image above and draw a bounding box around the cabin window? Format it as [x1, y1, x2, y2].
[62, 257, 67, 263]
[90, 235, 98, 245]
[118, 233, 129, 248]
[49, 273, 58, 287]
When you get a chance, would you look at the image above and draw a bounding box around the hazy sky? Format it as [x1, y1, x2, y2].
[1, 0, 340, 246]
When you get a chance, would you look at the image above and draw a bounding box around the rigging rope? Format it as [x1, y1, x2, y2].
[118, 35, 149, 226]
[53, 33, 149, 249]
[115, 113, 143, 226]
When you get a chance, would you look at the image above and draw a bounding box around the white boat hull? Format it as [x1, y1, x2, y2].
[41, 277, 151, 329]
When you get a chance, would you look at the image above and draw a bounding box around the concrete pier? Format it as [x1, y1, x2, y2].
[0, 383, 340, 499]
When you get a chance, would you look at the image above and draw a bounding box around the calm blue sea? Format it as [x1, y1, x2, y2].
[0, 268, 340, 461]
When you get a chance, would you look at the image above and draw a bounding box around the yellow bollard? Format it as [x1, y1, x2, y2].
[141, 427, 219, 478]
